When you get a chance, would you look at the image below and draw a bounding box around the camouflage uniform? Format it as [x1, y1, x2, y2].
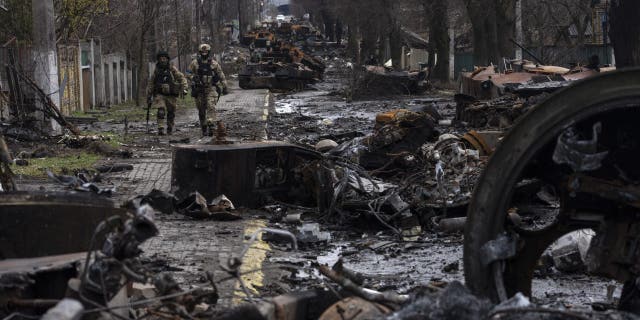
[147, 64, 188, 134]
[188, 57, 228, 136]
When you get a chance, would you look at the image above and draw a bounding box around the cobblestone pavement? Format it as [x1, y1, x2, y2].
[121, 82, 274, 306]
[108, 82, 271, 202]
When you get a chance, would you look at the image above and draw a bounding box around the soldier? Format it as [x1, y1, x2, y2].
[147, 51, 188, 135]
[189, 44, 229, 136]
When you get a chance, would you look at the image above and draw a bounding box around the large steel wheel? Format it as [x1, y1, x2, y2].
[464, 68, 640, 302]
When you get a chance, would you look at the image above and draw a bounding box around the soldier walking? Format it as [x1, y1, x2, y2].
[147, 51, 188, 135]
[189, 44, 228, 136]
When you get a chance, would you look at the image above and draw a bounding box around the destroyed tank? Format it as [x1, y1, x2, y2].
[239, 62, 317, 91]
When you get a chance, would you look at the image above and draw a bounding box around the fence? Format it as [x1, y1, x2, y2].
[523, 45, 614, 67]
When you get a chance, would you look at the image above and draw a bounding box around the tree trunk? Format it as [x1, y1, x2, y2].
[347, 23, 360, 63]
[390, 27, 403, 70]
[335, 18, 343, 44]
[496, 0, 515, 59]
[136, 32, 147, 107]
[195, 0, 201, 51]
[321, 8, 335, 41]
[610, 0, 640, 68]
[430, 0, 449, 80]
[237, 0, 245, 37]
[464, 0, 514, 67]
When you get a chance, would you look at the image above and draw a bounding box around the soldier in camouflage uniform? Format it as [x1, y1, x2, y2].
[147, 51, 188, 135]
[188, 44, 228, 136]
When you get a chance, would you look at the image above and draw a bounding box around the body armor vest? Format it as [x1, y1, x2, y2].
[154, 66, 179, 96]
[196, 58, 219, 87]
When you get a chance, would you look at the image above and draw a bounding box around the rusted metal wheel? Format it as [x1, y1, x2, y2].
[464, 68, 640, 302]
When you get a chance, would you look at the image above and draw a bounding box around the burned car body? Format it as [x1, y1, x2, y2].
[171, 142, 330, 209]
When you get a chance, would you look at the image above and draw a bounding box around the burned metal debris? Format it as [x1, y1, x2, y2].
[463, 68, 640, 315]
[171, 142, 327, 209]
[459, 62, 615, 100]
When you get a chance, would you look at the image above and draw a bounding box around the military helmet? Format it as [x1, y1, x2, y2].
[198, 44, 211, 54]
[156, 50, 170, 60]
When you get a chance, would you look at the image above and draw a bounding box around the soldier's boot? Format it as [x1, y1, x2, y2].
[166, 126, 173, 135]
[201, 125, 208, 137]
[158, 127, 165, 136]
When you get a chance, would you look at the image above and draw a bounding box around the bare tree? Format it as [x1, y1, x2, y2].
[134, 0, 159, 106]
[463, 0, 515, 66]
[426, 0, 449, 79]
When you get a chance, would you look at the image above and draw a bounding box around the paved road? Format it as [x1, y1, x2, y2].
[118, 81, 276, 306]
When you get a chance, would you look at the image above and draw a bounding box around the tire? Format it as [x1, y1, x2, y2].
[464, 68, 640, 301]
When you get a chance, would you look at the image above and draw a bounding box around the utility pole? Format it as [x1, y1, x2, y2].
[31, 0, 61, 133]
[515, 0, 523, 60]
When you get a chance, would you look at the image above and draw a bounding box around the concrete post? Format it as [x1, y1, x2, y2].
[449, 27, 455, 81]
[123, 58, 128, 101]
[32, 0, 61, 132]
[99, 39, 105, 106]
[77, 39, 84, 112]
[107, 56, 114, 105]
[515, 0, 523, 60]
[90, 39, 96, 107]
[116, 58, 122, 104]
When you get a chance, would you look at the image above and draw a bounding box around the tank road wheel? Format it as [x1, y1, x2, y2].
[464, 68, 640, 302]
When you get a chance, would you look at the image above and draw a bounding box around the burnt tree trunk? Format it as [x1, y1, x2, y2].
[610, 0, 640, 67]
